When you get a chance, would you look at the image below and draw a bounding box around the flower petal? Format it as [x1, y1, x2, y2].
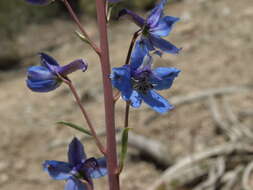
[150, 16, 180, 37]
[26, 78, 61, 92]
[130, 40, 149, 70]
[129, 90, 142, 108]
[151, 67, 180, 90]
[111, 66, 133, 101]
[68, 138, 86, 166]
[26, 0, 51, 5]
[57, 59, 88, 76]
[40, 53, 59, 66]
[149, 35, 181, 54]
[65, 177, 88, 190]
[107, 0, 122, 2]
[27, 66, 56, 81]
[141, 90, 173, 113]
[43, 160, 72, 180]
[139, 37, 156, 52]
[146, 0, 167, 28]
[83, 157, 107, 179]
[118, 9, 145, 28]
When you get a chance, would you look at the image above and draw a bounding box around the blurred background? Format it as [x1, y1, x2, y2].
[0, 0, 253, 190]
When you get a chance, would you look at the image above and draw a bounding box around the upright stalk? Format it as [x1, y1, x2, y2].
[95, 1, 120, 190]
[123, 30, 141, 129]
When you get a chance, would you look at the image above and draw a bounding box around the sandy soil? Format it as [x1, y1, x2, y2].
[0, 0, 253, 189]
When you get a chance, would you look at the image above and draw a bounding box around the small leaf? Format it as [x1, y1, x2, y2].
[75, 31, 90, 44]
[119, 127, 131, 173]
[106, 4, 117, 22]
[57, 121, 92, 136]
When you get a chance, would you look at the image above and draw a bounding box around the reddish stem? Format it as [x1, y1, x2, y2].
[122, 30, 141, 129]
[124, 29, 141, 65]
[95, 1, 120, 190]
[60, 76, 106, 155]
[62, 0, 101, 55]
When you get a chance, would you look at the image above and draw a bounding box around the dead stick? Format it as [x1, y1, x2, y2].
[148, 142, 253, 190]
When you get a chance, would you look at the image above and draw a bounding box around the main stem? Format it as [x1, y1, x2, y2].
[95, 1, 120, 190]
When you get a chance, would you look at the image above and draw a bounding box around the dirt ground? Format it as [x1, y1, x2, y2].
[0, 0, 253, 190]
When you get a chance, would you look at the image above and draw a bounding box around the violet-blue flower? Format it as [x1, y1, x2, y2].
[119, 0, 181, 55]
[111, 40, 180, 113]
[43, 137, 107, 190]
[25, 0, 52, 5]
[107, 0, 122, 2]
[26, 53, 87, 92]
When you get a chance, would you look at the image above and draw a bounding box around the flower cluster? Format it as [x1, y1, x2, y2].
[111, 41, 180, 113]
[43, 138, 107, 190]
[112, 0, 181, 113]
[24, 0, 182, 189]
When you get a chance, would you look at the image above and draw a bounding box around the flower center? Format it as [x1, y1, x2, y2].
[132, 76, 153, 94]
[142, 25, 150, 36]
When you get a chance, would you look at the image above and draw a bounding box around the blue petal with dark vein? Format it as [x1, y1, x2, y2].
[27, 66, 56, 81]
[141, 90, 173, 113]
[151, 67, 180, 90]
[129, 90, 142, 108]
[118, 9, 145, 28]
[111, 66, 132, 101]
[26, 78, 61, 92]
[146, 0, 167, 28]
[43, 160, 72, 180]
[150, 16, 180, 37]
[139, 37, 156, 52]
[68, 137, 86, 166]
[107, 0, 122, 2]
[149, 35, 181, 54]
[64, 177, 87, 190]
[130, 40, 149, 70]
[26, 0, 51, 5]
[39, 53, 60, 73]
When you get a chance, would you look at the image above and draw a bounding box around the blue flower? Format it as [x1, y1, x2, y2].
[25, 0, 52, 5]
[119, 0, 181, 55]
[26, 53, 87, 92]
[107, 0, 122, 2]
[111, 41, 180, 113]
[43, 137, 107, 190]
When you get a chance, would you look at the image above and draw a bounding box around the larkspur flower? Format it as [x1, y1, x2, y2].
[107, 0, 122, 2]
[25, 0, 52, 5]
[43, 137, 107, 190]
[119, 0, 181, 55]
[26, 53, 87, 92]
[111, 41, 180, 113]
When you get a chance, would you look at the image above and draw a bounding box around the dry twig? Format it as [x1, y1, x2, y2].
[242, 161, 253, 190]
[221, 165, 244, 190]
[148, 142, 253, 190]
[171, 85, 252, 106]
[208, 96, 240, 140]
[194, 157, 225, 190]
[145, 85, 253, 124]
